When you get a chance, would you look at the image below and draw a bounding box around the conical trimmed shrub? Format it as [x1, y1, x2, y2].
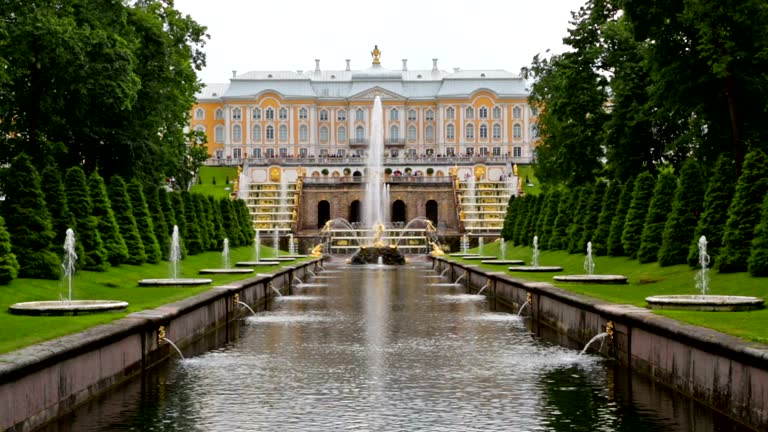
[182, 192, 204, 255]
[577, 181, 607, 253]
[108, 176, 146, 265]
[155, 188, 174, 259]
[567, 184, 593, 254]
[209, 196, 226, 249]
[88, 170, 128, 265]
[748, 193, 768, 276]
[659, 160, 705, 266]
[550, 188, 582, 251]
[1, 154, 60, 279]
[0, 216, 20, 284]
[621, 172, 655, 259]
[170, 192, 188, 257]
[220, 198, 240, 247]
[510, 195, 529, 246]
[592, 180, 621, 256]
[638, 171, 677, 263]
[40, 165, 75, 247]
[128, 180, 162, 263]
[538, 189, 562, 250]
[237, 200, 254, 245]
[607, 177, 635, 256]
[192, 194, 211, 252]
[501, 196, 518, 241]
[688, 156, 736, 268]
[718, 149, 768, 273]
[65, 166, 108, 271]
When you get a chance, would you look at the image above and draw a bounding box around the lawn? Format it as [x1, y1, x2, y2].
[190, 166, 238, 199]
[448, 241, 768, 344]
[0, 244, 306, 354]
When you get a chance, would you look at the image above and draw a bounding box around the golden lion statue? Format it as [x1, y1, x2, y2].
[310, 243, 324, 257]
[429, 241, 445, 257]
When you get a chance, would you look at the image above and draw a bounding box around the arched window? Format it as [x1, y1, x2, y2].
[407, 109, 417, 121]
[349, 200, 361, 223]
[265, 108, 274, 120]
[479, 124, 488, 139]
[299, 107, 308, 119]
[299, 125, 308, 142]
[446, 107, 455, 119]
[194, 125, 205, 143]
[390, 125, 400, 141]
[215, 108, 223, 120]
[493, 106, 502, 119]
[195, 108, 204, 120]
[356, 109, 364, 121]
[266, 125, 274, 141]
[252, 125, 261, 142]
[319, 110, 328, 121]
[426, 200, 438, 226]
[479, 106, 488, 119]
[492, 123, 502, 140]
[279, 125, 288, 141]
[232, 125, 242, 142]
[320, 126, 329, 142]
[426, 125, 434, 142]
[337, 110, 346, 121]
[317, 201, 330, 229]
[513, 123, 522, 139]
[390, 108, 399, 121]
[425, 110, 435, 121]
[408, 125, 417, 141]
[392, 200, 406, 223]
[252, 107, 261, 120]
[446, 124, 455, 140]
[338, 126, 346, 142]
[465, 107, 474, 119]
[466, 124, 475, 140]
[278, 107, 288, 120]
[214, 125, 224, 142]
[513, 106, 522, 119]
[356, 126, 365, 141]
[232, 107, 242, 120]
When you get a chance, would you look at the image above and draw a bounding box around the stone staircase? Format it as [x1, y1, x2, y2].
[456, 178, 517, 235]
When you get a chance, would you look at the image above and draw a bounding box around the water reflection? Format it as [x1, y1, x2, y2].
[45, 264, 753, 431]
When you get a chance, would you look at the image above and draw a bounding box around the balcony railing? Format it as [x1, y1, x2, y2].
[204, 155, 535, 167]
[302, 175, 454, 185]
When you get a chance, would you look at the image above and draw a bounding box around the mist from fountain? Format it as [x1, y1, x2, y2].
[254, 231, 261, 261]
[63, 228, 77, 302]
[580, 332, 608, 355]
[500, 238, 506, 260]
[478, 237, 484, 256]
[695, 235, 710, 296]
[584, 241, 595, 276]
[289, 234, 296, 255]
[170, 225, 182, 280]
[531, 236, 540, 268]
[362, 95, 389, 231]
[273, 230, 280, 258]
[222, 238, 230, 269]
[462, 234, 469, 253]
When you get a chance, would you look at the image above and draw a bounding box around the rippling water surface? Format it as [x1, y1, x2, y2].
[47, 264, 752, 431]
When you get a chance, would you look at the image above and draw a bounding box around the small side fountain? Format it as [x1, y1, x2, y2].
[138, 226, 213, 286]
[580, 321, 614, 356]
[645, 236, 764, 311]
[482, 237, 524, 265]
[199, 238, 255, 274]
[553, 241, 628, 284]
[10, 229, 129, 315]
[508, 235, 564, 273]
[236, 230, 280, 267]
[158, 326, 185, 359]
[265, 230, 297, 263]
[449, 234, 477, 257]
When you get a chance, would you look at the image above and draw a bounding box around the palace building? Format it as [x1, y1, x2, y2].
[190, 48, 538, 162]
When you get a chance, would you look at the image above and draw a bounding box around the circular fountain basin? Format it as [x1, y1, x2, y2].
[262, 257, 296, 262]
[9, 300, 129, 316]
[449, 253, 478, 257]
[198, 268, 254, 274]
[235, 261, 280, 267]
[137, 278, 213, 286]
[553, 274, 628, 284]
[463, 256, 498, 261]
[283, 255, 308, 259]
[645, 295, 764, 312]
[508, 266, 563, 272]
[482, 260, 524, 265]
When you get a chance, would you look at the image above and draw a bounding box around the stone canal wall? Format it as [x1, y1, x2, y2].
[0, 260, 321, 432]
[433, 258, 768, 431]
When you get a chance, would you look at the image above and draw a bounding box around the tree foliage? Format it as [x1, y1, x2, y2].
[688, 155, 736, 267]
[130, 181, 162, 263]
[748, 193, 768, 276]
[592, 180, 621, 256]
[0, 216, 20, 285]
[578, 180, 607, 252]
[621, 173, 655, 259]
[658, 160, 705, 266]
[64, 166, 108, 271]
[40, 165, 76, 247]
[637, 171, 677, 263]
[89, 170, 128, 265]
[108, 176, 146, 265]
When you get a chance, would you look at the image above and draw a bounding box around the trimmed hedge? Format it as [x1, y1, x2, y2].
[607, 177, 635, 256]
[65, 166, 108, 271]
[637, 171, 677, 263]
[592, 180, 621, 256]
[128, 180, 162, 263]
[108, 176, 146, 265]
[621, 172, 655, 259]
[0, 216, 20, 284]
[658, 160, 704, 266]
[88, 171, 128, 265]
[688, 155, 735, 268]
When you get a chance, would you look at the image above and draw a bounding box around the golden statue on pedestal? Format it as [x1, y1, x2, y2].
[429, 241, 445, 257]
[371, 45, 381, 65]
[513, 163, 519, 177]
[310, 243, 324, 257]
[372, 223, 386, 247]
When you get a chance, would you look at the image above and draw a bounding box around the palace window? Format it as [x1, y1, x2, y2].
[194, 125, 205, 143]
[492, 146, 501, 156]
[531, 124, 539, 138]
[425, 110, 434, 121]
[479, 147, 489, 156]
[513, 106, 522, 119]
[356, 109, 365, 121]
[337, 110, 346, 121]
[492, 123, 502, 139]
[214, 125, 224, 143]
[299, 148, 308, 158]
[446, 124, 455, 140]
[426, 125, 434, 142]
[479, 106, 488, 119]
[299, 107, 308, 120]
[279, 125, 288, 141]
[232, 107, 242, 120]
[531, 106, 539, 116]
[338, 126, 346, 142]
[513, 123, 522, 139]
[252, 125, 262, 141]
[265, 148, 275, 158]
[408, 125, 417, 141]
[407, 109, 417, 121]
[265, 108, 274, 120]
[252, 107, 261, 120]
[195, 108, 204, 120]
[446, 147, 455, 156]
[390, 108, 399, 121]
[320, 126, 329, 142]
[232, 125, 242, 142]
[215, 150, 223, 159]
[279, 148, 288, 157]
[233, 148, 242, 159]
[299, 125, 308, 142]
[466, 147, 475, 156]
[465, 107, 474, 119]
[479, 124, 488, 139]
[513, 146, 522, 157]
[390, 125, 400, 141]
[266, 125, 274, 141]
[279, 108, 288, 120]
[320, 110, 329, 121]
[253, 148, 261, 158]
[356, 126, 365, 141]
[493, 106, 501, 119]
[215, 109, 223, 120]
[466, 124, 475, 140]
[446, 107, 455, 120]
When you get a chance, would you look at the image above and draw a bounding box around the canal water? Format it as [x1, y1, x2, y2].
[44, 264, 752, 431]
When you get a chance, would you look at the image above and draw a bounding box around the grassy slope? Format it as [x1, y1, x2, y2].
[190, 166, 238, 199]
[0, 245, 303, 354]
[449, 241, 768, 344]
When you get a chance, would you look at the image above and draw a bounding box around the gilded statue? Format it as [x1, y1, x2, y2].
[310, 243, 324, 257]
[372, 223, 386, 247]
[512, 163, 519, 177]
[429, 241, 445, 257]
[371, 45, 381, 65]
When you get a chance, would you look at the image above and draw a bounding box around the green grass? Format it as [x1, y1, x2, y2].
[517, 164, 541, 196]
[449, 241, 768, 344]
[0, 244, 306, 354]
[190, 166, 238, 199]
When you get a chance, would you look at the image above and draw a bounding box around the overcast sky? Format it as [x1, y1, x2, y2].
[174, 0, 586, 84]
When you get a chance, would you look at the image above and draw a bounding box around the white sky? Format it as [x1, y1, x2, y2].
[174, 0, 586, 84]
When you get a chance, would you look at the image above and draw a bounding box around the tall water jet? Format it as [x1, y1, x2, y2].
[288, 234, 296, 255]
[695, 235, 710, 296]
[462, 234, 469, 253]
[273, 229, 280, 258]
[254, 231, 261, 261]
[362, 95, 388, 231]
[137, 225, 213, 285]
[478, 237, 484, 256]
[531, 236, 540, 267]
[63, 228, 77, 302]
[584, 241, 595, 276]
[222, 238, 230, 269]
[170, 225, 182, 280]
[500, 238, 506, 260]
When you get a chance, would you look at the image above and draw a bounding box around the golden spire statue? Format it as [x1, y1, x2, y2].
[371, 45, 381, 65]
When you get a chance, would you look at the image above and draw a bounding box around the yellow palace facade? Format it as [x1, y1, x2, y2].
[190, 50, 538, 163]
